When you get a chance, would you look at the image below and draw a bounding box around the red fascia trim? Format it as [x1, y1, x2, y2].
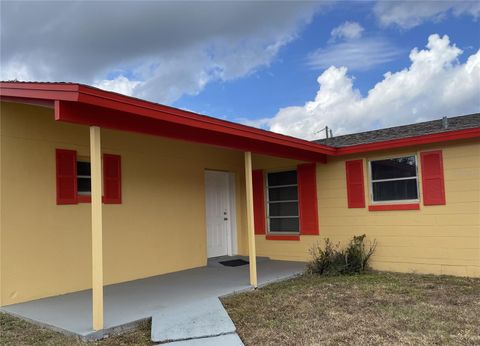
[1, 82, 334, 158]
[3, 83, 480, 158]
[336, 128, 480, 155]
[0, 83, 79, 102]
[75, 85, 336, 156]
[368, 203, 420, 211]
[55, 101, 328, 162]
[266, 235, 300, 241]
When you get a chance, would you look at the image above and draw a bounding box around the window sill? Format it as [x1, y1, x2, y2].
[368, 203, 420, 211]
[77, 195, 91, 203]
[266, 234, 300, 241]
[77, 196, 119, 204]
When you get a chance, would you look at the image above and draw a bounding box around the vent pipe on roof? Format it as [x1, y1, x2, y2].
[442, 116, 448, 129]
[314, 125, 334, 139]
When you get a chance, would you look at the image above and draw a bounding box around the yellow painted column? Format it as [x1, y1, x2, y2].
[90, 126, 104, 330]
[244, 151, 258, 287]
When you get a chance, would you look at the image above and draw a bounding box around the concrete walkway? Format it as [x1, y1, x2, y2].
[1, 258, 305, 340]
[151, 297, 243, 345]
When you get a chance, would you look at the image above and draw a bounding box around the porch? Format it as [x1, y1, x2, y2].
[1, 257, 305, 340]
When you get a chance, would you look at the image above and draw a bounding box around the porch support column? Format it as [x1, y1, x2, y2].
[90, 126, 104, 330]
[244, 151, 258, 288]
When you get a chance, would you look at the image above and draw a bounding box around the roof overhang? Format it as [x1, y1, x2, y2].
[335, 127, 480, 155]
[1, 82, 479, 159]
[1, 82, 333, 162]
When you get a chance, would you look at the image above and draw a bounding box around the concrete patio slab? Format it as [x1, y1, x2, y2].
[1, 259, 305, 340]
[151, 297, 235, 343]
[163, 333, 244, 346]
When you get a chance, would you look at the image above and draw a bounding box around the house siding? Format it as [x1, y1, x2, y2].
[256, 141, 480, 278]
[0, 102, 254, 306]
[1, 101, 479, 306]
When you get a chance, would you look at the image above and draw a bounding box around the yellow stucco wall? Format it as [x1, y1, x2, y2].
[1, 101, 479, 306]
[256, 141, 480, 278]
[0, 102, 255, 306]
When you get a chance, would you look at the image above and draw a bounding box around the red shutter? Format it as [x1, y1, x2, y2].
[252, 169, 266, 235]
[345, 159, 365, 208]
[103, 154, 122, 204]
[297, 163, 319, 235]
[56, 149, 77, 205]
[420, 150, 446, 205]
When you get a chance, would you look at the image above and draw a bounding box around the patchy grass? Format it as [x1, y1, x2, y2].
[0, 315, 151, 346]
[222, 272, 480, 346]
[1, 272, 479, 345]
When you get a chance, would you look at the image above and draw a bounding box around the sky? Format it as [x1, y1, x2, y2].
[1, 0, 479, 140]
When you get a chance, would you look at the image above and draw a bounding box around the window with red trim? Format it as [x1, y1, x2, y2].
[56, 149, 122, 204]
[369, 155, 419, 203]
[266, 170, 299, 234]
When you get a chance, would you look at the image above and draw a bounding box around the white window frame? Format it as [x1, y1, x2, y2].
[368, 154, 420, 204]
[265, 169, 300, 235]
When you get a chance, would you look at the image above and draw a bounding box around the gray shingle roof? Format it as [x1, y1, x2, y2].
[314, 113, 480, 148]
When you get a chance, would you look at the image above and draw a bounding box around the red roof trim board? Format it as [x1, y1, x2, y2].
[335, 127, 480, 155]
[1, 82, 479, 158]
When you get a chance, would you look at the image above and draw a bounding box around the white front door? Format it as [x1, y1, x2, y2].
[205, 171, 232, 258]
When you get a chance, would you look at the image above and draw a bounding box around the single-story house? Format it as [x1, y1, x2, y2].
[1, 82, 479, 332]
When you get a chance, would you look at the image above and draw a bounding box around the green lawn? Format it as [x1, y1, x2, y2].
[1, 272, 479, 345]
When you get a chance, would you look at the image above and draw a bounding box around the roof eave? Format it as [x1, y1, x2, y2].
[335, 127, 480, 155]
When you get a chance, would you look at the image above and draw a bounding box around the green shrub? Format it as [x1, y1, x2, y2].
[307, 234, 377, 276]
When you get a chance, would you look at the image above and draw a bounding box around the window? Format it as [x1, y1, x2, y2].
[77, 160, 91, 195]
[266, 170, 299, 233]
[369, 156, 419, 202]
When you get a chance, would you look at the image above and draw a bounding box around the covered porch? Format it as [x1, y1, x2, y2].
[0, 82, 331, 336]
[1, 257, 305, 340]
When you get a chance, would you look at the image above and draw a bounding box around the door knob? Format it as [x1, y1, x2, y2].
[224, 217, 229, 221]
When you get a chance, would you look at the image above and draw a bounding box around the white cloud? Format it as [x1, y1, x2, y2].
[1, 1, 320, 103]
[330, 21, 364, 41]
[374, 1, 480, 28]
[268, 34, 480, 140]
[307, 37, 402, 71]
[93, 76, 142, 96]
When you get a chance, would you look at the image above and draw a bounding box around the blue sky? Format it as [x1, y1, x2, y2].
[2, 1, 479, 139]
[175, 2, 480, 126]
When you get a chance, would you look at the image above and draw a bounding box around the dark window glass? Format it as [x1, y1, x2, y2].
[371, 156, 416, 180]
[77, 161, 91, 177]
[372, 180, 418, 201]
[77, 161, 91, 194]
[78, 178, 91, 194]
[268, 186, 298, 201]
[267, 170, 297, 186]
[269, 202, 298, 217]
[267, 170, 300, 233]
[269, 218, 299, 233]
